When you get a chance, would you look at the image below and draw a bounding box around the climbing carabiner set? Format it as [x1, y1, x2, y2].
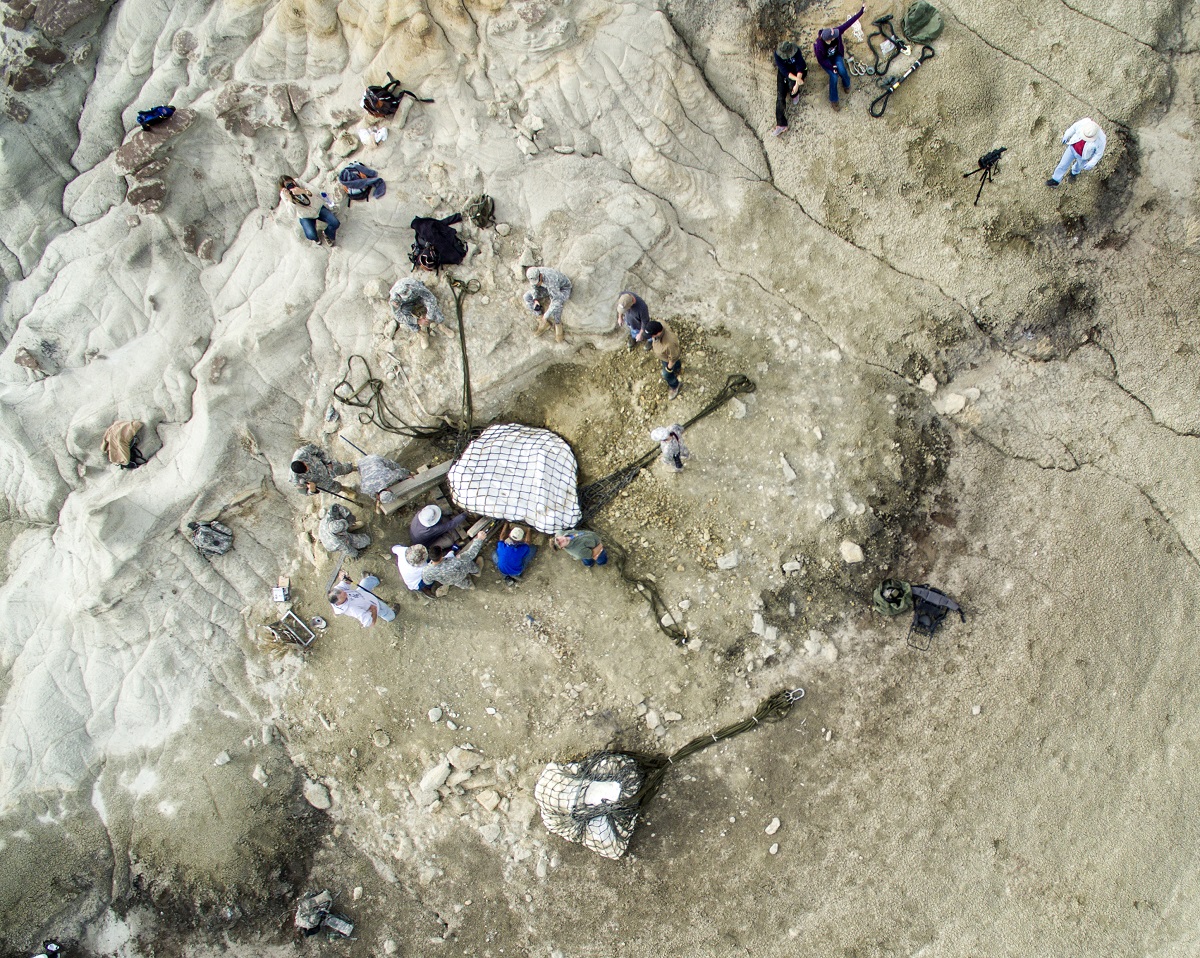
[869, 44, 936, 118]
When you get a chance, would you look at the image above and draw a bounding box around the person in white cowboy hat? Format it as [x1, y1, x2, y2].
[409, 502, 469, 549]
[1046, 118, 1107, 187]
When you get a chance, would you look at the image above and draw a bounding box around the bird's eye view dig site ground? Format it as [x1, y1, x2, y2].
[0, 0, 1198, 956]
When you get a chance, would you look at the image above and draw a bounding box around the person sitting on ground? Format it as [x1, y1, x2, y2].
[771, 40, 808, 136]
[391, 543, 436, 596]
[318, 504, 371, 558]
[328, 570, 395, 628]
[410, 503, 470, 549]
[644, 320, 683, 401]
[523, 266, 573, 343]
[291, 444, 355, 496]
[1046, 117, 1107, 187]
[616, 291, 652, 351]
[388, 277, 446, 350]
[813, 5, 864, 111]
[492, 523, 536, 583]
[651, 424, 690, 473]
[279, 174, 339, 247]
[357, 454, 411, 510]
[552, 528, 608, 567]
[423, 531, 489, 593]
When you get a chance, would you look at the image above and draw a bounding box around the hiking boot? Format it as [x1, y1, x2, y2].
[434, 584, 450, 597]
[503, 575, 518, 587]
[668, 384, 681, 401]
[1067, 171, 1078, 181]
[1045, 178, 1060, 188]
[323, 233, 336, 247]
[831, 100, 841, 112]
[790, 94, 800, 105]
[534, 316, 550, 336]
[554, 323, 565, 343]
[627, 337, 638, 352]
[770, 125, 787, 137]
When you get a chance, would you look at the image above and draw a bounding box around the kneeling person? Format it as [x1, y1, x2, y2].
[493, 524, 535, 583]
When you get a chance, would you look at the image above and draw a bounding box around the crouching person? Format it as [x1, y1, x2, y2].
[553, 529, 608, 568]
[423, 530, 489, 594]
[318, 504, 370, 558]
[492, 523, 535, 584]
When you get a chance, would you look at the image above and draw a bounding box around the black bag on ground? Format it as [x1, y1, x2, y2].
[409, 213, 467, 272]
[136, 105, 175, 132]
[465, 194, 495, 229]
[362, 72, 434, 118]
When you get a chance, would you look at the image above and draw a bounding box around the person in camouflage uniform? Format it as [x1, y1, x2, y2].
[388, 277, 446, 349]
[290, 444, 354, 495]
[422, 531, 489, 592]
[357, 454, 411, 507]
[318, 504, 371, 558]
[523, 266, 573, 342]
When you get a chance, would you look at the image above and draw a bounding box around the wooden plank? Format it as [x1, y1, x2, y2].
[379, 460, 454, 515]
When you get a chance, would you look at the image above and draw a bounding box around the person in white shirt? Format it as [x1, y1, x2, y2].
[1046, 118, 1106, 187]
[327, 571, 395, 627]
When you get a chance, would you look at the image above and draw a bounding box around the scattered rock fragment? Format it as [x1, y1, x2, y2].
[251, 764, 268, 786]
[428, 707, 443, 723]
[839, 540, 865, 564]
[448, 746, 484, 771]
[373, 730, 391, 748]
[213, 751, 231, 767]
[769, 843, 780, 855]
[304, 779, 332, 809]
[716, 550, 740, 570]
[780, 454, 797, 482]
[766, 817, 781, 835]
[420, 760, 452, 792]
[476, 789, 501, 812]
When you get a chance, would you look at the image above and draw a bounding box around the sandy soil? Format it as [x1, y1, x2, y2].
[1, 0, 1199, 956]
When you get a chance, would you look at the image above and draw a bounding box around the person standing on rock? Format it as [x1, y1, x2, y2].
[389, 277, 446, 350]
[813, 6, 865, 111]
[290, 444, 355, 496]
[616, 291, 652, 351]
[423, 531, 490, 593]
[328, 570, 395, 627]
[392, 543, 436, 595]
[411, 503, 470, 550]
[492, 523, 535, 584]
[552, 528, 608, 567]
[644, 320, 683, 400]
[523, 266, 573, 343]
[1046, 118, 1107, 188]
[771, 40, 808, 136]
[279, 175, 339, 247]
[651, 424, 689, 472]
[318, 504, 371, 558]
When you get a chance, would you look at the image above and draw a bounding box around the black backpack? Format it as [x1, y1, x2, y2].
[362, 73, 433, 118]
[409, 213, 467, 272]
[136, 105, 175, 132]
[907, 584, 965, 650]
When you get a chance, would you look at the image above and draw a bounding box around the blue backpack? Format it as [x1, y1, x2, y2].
[136, 105, 175, 132]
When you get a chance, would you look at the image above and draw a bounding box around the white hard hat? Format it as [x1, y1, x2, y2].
[418, 504, 442, 527]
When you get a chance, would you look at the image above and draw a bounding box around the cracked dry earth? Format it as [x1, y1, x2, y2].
[1, 0, 1198, 955]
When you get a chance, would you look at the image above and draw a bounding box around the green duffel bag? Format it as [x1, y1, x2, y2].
[904, 1, 944, 42]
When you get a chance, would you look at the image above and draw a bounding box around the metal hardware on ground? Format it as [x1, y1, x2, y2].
[869, 44, 936, 118]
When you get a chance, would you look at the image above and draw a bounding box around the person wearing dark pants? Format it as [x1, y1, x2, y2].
[553, 529, 608, 567]
[645, 320, 683, 401]
[772, 41, 807, 136]
[813, 6, 864, 110]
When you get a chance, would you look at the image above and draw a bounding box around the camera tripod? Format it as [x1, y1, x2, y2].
[962, 147, 1007, 206]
